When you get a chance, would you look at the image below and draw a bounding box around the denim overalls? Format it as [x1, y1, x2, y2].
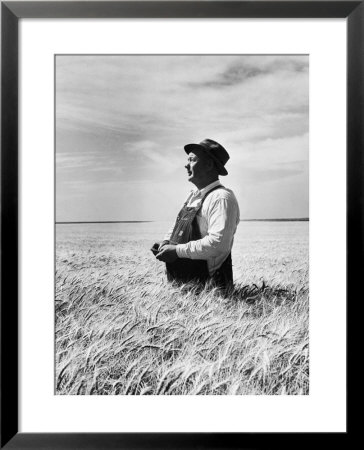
[166, 186, 233, 288]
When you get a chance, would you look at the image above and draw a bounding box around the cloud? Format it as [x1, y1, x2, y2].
[56, 55, 308, 143]
[56, 55, 308, 220]
[56, 152, 99, 169]
[187, 56, 308, 89]
[239, 166, 305, 184]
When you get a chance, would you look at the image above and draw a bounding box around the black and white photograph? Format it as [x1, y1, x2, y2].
[55, 55, 309, 396]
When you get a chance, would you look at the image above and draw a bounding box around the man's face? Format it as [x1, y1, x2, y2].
[185, 150, 209, 185]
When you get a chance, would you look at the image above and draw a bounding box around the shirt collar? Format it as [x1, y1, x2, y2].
[195, 180, 221, 198]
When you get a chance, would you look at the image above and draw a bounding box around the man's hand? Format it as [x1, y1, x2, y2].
[158, 240, 170, 251]
[156, 244, 178, 263]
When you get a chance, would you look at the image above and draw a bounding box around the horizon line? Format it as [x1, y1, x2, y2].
[56, 218, 309, 224]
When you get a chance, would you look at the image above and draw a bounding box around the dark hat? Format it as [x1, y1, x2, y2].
[184, 139, 230, 176]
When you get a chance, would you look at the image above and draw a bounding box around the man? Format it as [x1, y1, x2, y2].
[155, 139, 240, 290]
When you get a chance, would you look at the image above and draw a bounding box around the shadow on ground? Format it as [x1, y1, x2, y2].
[229, 281, 300, 303]
[177, 278, 307, 308]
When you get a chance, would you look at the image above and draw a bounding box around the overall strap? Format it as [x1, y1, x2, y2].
[170, 185, 225, 245]
[181, 184, 224, 211]
[195, 184, 225, 212]
[183, 191, 195, 207]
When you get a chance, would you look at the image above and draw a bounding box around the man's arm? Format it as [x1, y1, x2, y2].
[175, 194, 239, 260]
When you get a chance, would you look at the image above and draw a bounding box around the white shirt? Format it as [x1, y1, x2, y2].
[163, 180, 240, 275]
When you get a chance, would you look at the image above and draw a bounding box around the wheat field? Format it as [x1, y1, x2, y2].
[55, 221, 309, 395]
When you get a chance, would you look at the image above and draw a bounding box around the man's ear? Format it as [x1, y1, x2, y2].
[210, 159, 219, 174]
[206, 157, 215, 172]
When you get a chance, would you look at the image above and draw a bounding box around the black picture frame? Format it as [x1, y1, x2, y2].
[1, 1, 358, 448]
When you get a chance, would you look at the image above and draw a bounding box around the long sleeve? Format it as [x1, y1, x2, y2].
[176, 193, 239, 260]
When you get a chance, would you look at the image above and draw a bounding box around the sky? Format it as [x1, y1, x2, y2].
[56, 55, 309, 222]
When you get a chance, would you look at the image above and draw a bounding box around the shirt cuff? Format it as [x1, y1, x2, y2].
[176, 244, 189, 258]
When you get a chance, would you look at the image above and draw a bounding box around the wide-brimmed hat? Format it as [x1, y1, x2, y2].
[184, 139, 229, 176]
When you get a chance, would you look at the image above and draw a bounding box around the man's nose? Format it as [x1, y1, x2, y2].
[185, 164, 189, 169]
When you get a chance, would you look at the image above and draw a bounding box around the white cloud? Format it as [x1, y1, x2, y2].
[56, 55, 308, 221]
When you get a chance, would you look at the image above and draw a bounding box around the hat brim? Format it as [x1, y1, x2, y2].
[184, 143, 228, 176]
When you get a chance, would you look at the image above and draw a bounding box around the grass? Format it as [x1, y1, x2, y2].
[55, 222, 309, 395]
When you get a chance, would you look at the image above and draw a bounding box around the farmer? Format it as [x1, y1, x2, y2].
[154, 139, 240, 290]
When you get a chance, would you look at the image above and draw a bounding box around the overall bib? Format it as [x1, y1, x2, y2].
[166, 186, 233, 288]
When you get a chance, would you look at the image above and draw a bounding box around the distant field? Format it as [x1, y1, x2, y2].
[55, 221, 309, 395]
